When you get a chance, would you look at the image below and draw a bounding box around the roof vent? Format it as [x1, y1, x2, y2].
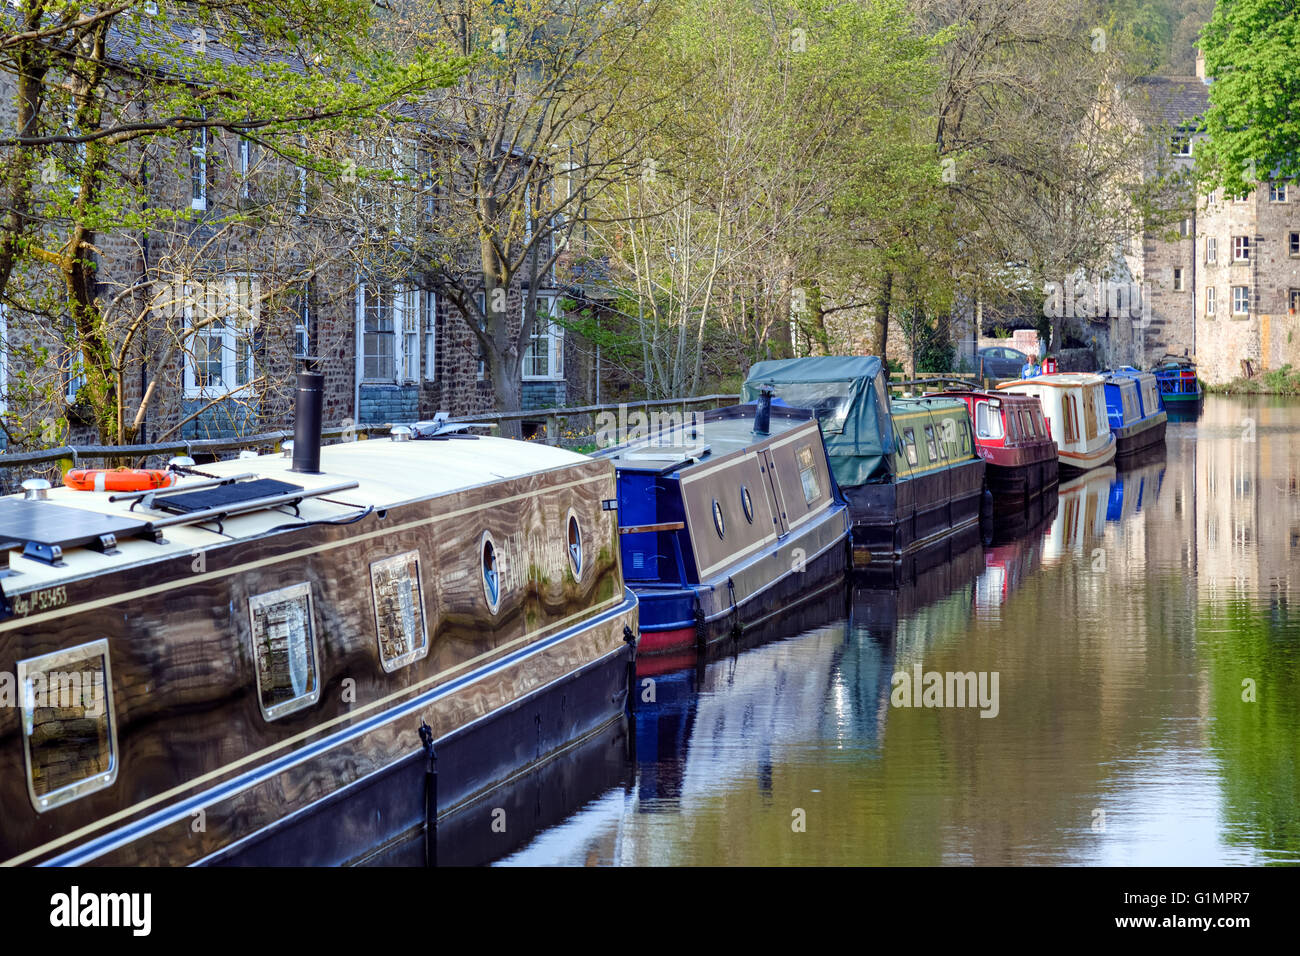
[168, 455, 196, 472]
[21, 478, 50, 501]
[282, 440, 294, 459]
[390, 425, 413, 442]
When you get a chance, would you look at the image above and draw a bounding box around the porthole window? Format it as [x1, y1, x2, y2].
[741, 486, 754, 523]
[482, 532, 501, 613]
[566, 510, 583, 578]
[712, 499, 726, 539]
[18, 639, 117, 813]
[371, 551, 429, 672]
[249, 582, 319, 721]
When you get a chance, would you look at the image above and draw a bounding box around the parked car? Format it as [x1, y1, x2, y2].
[977, 346, 1029, 378]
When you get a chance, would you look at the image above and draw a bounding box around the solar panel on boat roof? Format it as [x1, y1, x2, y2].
[152, 478, 304, 515]
[0, 497, 151, 549]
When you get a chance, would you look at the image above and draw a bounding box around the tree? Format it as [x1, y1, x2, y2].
[1196, 0, 1300, 196]
[389, 0, 663, 435]
[0, 1, 466, 444]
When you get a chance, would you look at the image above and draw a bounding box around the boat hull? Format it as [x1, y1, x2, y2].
[1058, 434, 1117, 476]
[634, 504, 850, 657]
[844, 457, 985, 564]
[1114, 412, 1167, 457]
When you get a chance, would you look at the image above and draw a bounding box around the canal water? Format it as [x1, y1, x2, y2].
[488, 395, 1300, 866]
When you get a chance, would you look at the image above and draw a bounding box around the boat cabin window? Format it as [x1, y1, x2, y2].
[975, 402, 1004, 440]
[1006, 412, 1021, 441]
[1064, 395, 1080, 443]
[482, 534, 501, 612]
[765, 382, 853, 434]
[712, 499, 726, 538]
[797, 445, 822, 503]
[1122, 386, 1138, 422]
[567, 512, 583, 577]
[18, 639, 117, 812]
[370, 551, 430, 672]
[901, 428, 919, 466]
[741, 486, 755, 523]
[923, 425, 939, 461]
[249, 582, 320, 721]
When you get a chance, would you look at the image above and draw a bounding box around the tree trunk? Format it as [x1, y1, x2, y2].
[870, 270, 892, 358]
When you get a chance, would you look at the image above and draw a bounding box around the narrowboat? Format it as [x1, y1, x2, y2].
[1152, 355, 1203, 418]
[1101, 367, 1167, 456]
[996, 372, 1117, 476]
[0, 365, 637, 866]
[742, 357, 985, 569]
[926, 387, 1059, 506]
[593, 397, 850, 661]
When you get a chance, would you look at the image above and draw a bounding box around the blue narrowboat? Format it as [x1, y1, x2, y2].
[594, 399, 850, 661]
[1152, 355, 1203, 419]
[741, 357, 985, 573]
[1101, 366, 1167, 456]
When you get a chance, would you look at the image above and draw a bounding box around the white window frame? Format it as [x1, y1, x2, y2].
[182, 276, 259, 398]
[1172, 132, 1191, 157]
[1233, 236, 1250, 262]
[293, 284, 310, 358]
[238, 137, 253, 200]
[1206, 285, 1216, 316]
[423, 289, 437, 381]
[1206, 236, 1217, 263]
[1289, 289, 1299, 316]
[522, 293, 564, 382]
[1172, 267, 1184, 291]
[1269, 183, 1288, 203]
[1231, 285, 1250, 317]
[474, 291, 487, 381]
[1290, 232, 1300, 257]
[190, 111, 208, 211]
[1177, 218, 1191, 238]
[357, 279, 424, 384]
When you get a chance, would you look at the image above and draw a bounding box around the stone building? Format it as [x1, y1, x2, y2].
[0, 25, 590, 452]
[1124, 56, 1300, 385]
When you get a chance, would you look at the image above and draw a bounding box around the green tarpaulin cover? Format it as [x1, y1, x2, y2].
[743, 356, 896, 487]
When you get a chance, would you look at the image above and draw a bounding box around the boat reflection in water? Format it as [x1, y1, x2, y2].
[493, 536, 988, 865]
[1106, 446, 1168, 523]
[1041, 466, 1117, 566]
[975, 501, 1057, 617]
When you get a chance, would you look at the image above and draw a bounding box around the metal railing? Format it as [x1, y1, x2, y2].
[0, 393, 743, 484]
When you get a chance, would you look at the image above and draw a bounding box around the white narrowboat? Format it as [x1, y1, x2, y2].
[996, 373, 1117, 475]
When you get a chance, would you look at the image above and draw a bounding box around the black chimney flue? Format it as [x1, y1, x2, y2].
[291, 357, 323, 474]
[753, 385, 772, 436]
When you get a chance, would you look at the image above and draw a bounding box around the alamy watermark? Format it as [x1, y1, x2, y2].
[1043, 276, 1152, 329]
[594, 404, 707, 456]
[890, 663, 1000, 718]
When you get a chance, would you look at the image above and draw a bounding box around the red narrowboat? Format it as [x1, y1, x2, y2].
[927, 388, 1059, 505]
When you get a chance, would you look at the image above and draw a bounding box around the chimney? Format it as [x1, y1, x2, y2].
[753, 386, 773, 436]
[1195, 48, 1207, 83]
[290, 357, 324, 474]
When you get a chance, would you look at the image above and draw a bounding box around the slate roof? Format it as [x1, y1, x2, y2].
[1131, 76, 1210, 129]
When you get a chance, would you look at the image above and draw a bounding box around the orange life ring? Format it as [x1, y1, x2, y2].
[64, 468, 177, 492]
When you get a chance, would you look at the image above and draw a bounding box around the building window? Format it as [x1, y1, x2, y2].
[1206, 236, 1217, 263]
[423, 289, 437, 381]
[190, 115, 208, 211]
[522, 293, 563, 381]
[1289, 289, 1300, 316]
[1234, 191, 1250, 204]
[293, 284, 311, 358]
[1269, 183, 1288, 203]
[63, 345, 85, 403]
[1206, 286, 1216, 316]
[1233, 236, 1250, 262]
[0, 303, 6, 415]
[1177, 218, 1191, 238]
[1290, 232, 1299, 256]
[1173, 268, 1184, 291]
[1232, 286, 1250, 316]
[183, 276, 259, 397]
[1171, 132, 1191, 157]
[238, 137, 254, 200]
[473, 291, 487, 381]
